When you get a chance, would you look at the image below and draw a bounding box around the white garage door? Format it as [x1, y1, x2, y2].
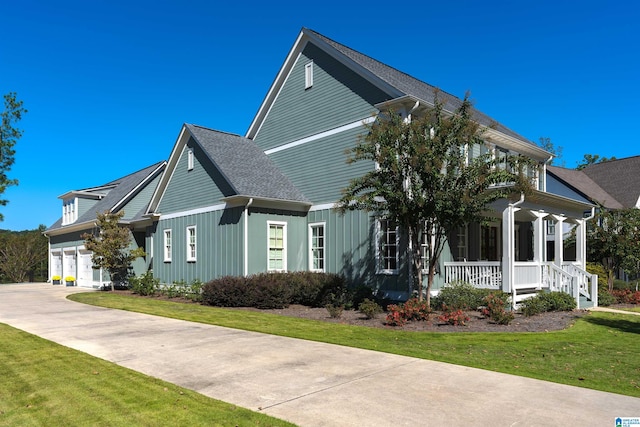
[51, 251, 62, 281]
[78, 250, 93, 287]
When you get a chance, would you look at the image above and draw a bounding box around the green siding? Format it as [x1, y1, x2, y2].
[253, 43, 389, 150]
[120, 174, 161, 220]
[152, 207, 244, 284]
[49, 230, 88, 249]
[77, 198, 98, 219]
[158, 139, 232, 214]
[268, 126, 374, 204]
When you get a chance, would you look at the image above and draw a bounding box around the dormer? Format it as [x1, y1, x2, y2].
[58, 190, 107, 225]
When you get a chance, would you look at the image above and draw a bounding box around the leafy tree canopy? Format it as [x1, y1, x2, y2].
[336, 91, 535, 305]
[0, 92, 27, 220]
[576, 153, 615, 170]
[538, 137, 564, 167]
[82, 211, 145, 291]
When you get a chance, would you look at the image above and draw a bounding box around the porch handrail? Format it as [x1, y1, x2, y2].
[444, 261, 501, 289]
[562, 263, 598, 306]
[543, 263, 577, 304]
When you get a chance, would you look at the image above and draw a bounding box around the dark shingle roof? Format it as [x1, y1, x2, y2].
[305, 28, 534, 145]
[580, 156, 640, 208]
[48, 162, 165, 230]
[547, 165, 623, 209]
[186, 124, 309, 203]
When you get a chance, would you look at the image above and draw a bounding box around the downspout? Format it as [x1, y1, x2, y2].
[243, 198, 254, 277]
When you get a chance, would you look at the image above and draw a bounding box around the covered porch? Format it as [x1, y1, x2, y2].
[444, 191, 598, 308]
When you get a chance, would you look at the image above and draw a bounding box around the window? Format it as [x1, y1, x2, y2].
[62, 198, 77, 225]
[268, 222, 287, 271]
[304, 61, 313, 89]
[455, 225, 468, 261]
[163, 229, 172, 262]
[547, 220, 556, 235]
[187, 148, 194, 171]
[377, 219, 398, 273]
[186, 226, 196, 262]
[309, 223, 325, 272]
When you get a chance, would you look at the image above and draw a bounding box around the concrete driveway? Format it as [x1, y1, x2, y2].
[0, 283, 638, 426]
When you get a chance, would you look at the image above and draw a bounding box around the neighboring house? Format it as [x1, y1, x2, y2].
[45, 162, 165, 288]
[47, 28, 599, 307]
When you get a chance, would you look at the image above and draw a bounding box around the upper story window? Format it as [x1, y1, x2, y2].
[62, 198, 77, 225]
[304, 61, 313, 89]
[377, 218, 398, 274]
[187, 148, 194, 171]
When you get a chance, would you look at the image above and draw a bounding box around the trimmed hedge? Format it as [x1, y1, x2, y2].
[201, 272, 349, 309]
[519, 291, 576, 316]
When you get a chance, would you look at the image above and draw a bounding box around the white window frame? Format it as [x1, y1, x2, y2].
[304, 61, 313, 89]
[187, 148, 194, 171]
[376, 218, 399, 274]
[186, 226, 196, 262]
[62, 198, 78, 225]
[309, 222, 325, 272]
[267, 221, 287, 271]
[455, 224, 468, 261]
[163, 229, 172, 262]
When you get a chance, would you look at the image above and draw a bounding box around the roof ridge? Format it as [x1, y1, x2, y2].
[187, 123, 247, 140]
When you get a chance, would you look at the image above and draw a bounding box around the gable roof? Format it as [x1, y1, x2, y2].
[46, 161, 166, 233]
[147, 124, 309, 214]
[547, 165, 624, 209]
[247, 28, 551, 160]
[580, 156, 640, 208]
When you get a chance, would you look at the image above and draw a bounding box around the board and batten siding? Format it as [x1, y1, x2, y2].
[77, 198, 99, 220]
[158, 139, 232, 215]
[152, 207, 244, 284]
[253, 43, 389, 150]
[268, 126, 374, 204]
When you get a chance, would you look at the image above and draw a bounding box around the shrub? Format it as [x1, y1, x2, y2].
[611, 289, 640, 304]
[188, 279, 204, 302]
[358, 298, 382, 319]
[481, 292, 514, 325]
[519, 291, 575, 316]
[384, 298, 430, 326]
[249, 273, 293, 309]
[201, 276, 251, 307]
[325, 303, 344, 318]
[129, 271, 160, 296]
[597, 290, 616, 306]
[438, 306, 470, 326]
[431, 281, 487, 310]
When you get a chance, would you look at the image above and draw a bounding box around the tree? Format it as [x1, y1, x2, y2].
[336, 92, 535, 306]
[0, 92, 27, 220]
[82, 211, 145, 291]
[587, 207, 640, 291]
[538, 137, 564, 166]
[0, 225, 48, 282]
[576, 154, 615, 170]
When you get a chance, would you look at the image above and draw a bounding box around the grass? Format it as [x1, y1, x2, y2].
[69, 292, 640, 398]
[0, 323, 295, 426]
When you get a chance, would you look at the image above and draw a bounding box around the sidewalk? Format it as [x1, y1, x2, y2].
[0, 283, 638, 426]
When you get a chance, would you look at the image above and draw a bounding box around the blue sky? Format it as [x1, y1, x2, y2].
[1, 0, 638, 231]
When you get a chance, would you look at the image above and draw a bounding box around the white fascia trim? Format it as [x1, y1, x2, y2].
[265, 117, 375, 155]
[159, 203, 226, 221]
[147, 126, 189, 214]
[309, 203, 336, 212]
[112, 162, 166, 213]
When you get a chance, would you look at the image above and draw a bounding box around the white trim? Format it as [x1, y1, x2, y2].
[265, 117, 375, 155]
[112, 162, 166, 213]
[308, 222, 326, 272]
[160, 203, 226, 220]
[147, 126, 189, 214]
[163, 229, 172, 262]
[309, 203, 336, 212]
[187, 148, 194, 171]
[376, 218, 399, 275]
[186, 225, 196, 262]
[267, 221, 287, 271]
[304, 61, 313, 89]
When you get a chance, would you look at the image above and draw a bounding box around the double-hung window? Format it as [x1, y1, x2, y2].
[377, 219, 398, 273]
[268, 222, 287, 271]
[309, 223, 325, 272]
[163, 229, 172, 262]
[186, 226, 196, 262]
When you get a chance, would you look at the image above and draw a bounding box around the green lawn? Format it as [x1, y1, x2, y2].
[0, 323, 295, 426]
[69, 292, 640, 398]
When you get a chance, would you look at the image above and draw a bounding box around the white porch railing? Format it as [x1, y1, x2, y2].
[444, 261, 502, 289]
[444, 261, 598, 309]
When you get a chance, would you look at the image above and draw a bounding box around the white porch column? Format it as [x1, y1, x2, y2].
[502, 195, 524, 293]
[575, 218, 587, 270]
[532, 212, 546, 263]
[553, 215, 566, 267]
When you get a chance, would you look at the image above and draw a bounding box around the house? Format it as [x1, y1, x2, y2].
[45, 162, 165, 288]
[47, 28, 598, 307]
